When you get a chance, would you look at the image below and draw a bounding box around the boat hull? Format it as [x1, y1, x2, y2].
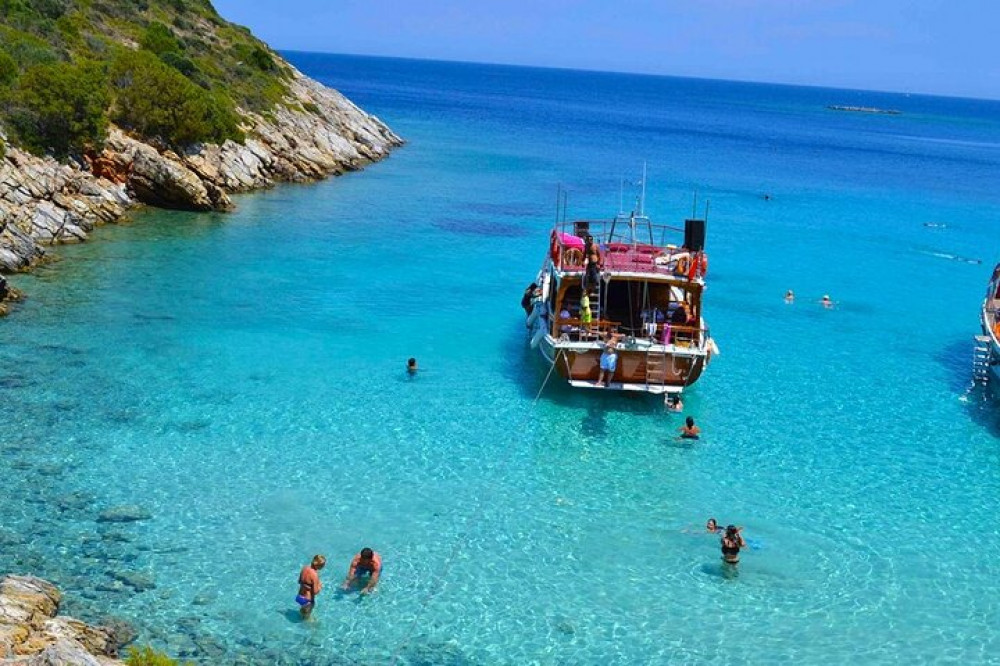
[538, 335, 708, 394]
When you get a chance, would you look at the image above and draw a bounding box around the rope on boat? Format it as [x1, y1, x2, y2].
[388, 349, 563, 665]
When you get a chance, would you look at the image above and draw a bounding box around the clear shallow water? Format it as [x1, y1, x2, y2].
[2, 54, 1000, 664]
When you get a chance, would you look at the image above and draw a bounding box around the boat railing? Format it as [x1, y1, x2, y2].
[550, 220, 700, 278]
[554, 320, 705, 347]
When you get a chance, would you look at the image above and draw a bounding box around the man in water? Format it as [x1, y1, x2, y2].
[342, 547, 382, 595]
[296, 554, 326, 619]
[407, 358, 418, 375]
[679, 416, 700, 439]
[521, 283, 537, 316]
[784, 290, 794, 303]
[821, 295, 834, 309]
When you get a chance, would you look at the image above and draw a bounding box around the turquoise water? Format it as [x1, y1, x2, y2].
[2, 53, 1000, 664]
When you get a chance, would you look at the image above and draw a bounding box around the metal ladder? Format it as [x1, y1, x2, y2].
[973, 335, 992, 384]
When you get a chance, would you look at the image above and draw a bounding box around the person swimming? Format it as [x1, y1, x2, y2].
[784, 289, 794, 303]
[679, 416, 700, 439]
[666, 394, 684, 412]
[706, 518, 722, 533]
[407, 357, 418, 374]
[821, 295, 834, 309]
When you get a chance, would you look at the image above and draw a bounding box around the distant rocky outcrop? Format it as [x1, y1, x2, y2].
[0, 62, 402, 299]
[0, 575, 127, 664]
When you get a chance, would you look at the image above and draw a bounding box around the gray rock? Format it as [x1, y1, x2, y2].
[96, 505, 151, 523]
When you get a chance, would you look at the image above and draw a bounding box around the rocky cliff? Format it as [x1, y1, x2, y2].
[0, 575, 127, 664]
[0, 61, 401, 296]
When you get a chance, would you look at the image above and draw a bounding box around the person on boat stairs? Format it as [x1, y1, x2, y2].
[342, 547, 382, 595]
[582, 235, 602, 291]
[296, 554, 326, 619]
[679, 416, 700, 439]
[596, 333, 622, 387]
[721, 525, 746, 565]
[521, 283, 538, 316]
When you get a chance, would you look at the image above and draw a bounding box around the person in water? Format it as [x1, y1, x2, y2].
[407, 358, 418, 375]
[821, 294, 834, 309]
[296, 554, 326, 619]
[679, 416, 700, 439]
[706, 518, 722, 533]
[784, 289, 795, 303]
[666, 394, 684, 412]
[342, 547, 382, 595]
[721, 525, 746, 565]
[521, 283, 538, 316]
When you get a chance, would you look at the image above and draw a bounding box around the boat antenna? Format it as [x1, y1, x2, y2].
[639, 161, 647, 216]
[619, 176, 624, 215]
[704, 199, 711, 222]
[554, 184, 561, 229]
[562, 189, 569, 223]
[692, 190, 698, 218]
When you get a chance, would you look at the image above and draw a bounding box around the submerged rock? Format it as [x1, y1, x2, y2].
[96, 506, 151, 523]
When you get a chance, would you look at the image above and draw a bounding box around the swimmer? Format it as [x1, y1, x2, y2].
[679, 416, 700, 439]
[784, 289, 794, 303]
[342, 547, 382, 595]
[721, 525, 746, 565]
[706, 518, 723, 533]
[407, 357, 418, 375]
[665, 394, 684, 412]
[295, 554, 326, 619]
[820, 294, 833, 309]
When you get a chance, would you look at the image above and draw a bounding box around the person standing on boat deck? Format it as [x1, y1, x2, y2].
[580, 291, 593, 326]
[521, 283, 538, 316]
[679, 416, 700, 439]
[721, 525, 746, 565]
[583, 235, 602, 291]
[596, 333, 621, 387]
[295, 554, 326, 619]
[342, 547, 382, 595]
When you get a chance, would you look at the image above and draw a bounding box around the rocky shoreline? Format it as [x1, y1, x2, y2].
[0, 61, 402, 308]
[0, 575, 129, 664]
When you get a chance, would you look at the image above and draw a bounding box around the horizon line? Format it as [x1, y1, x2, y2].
[276, 48, 1000, 105]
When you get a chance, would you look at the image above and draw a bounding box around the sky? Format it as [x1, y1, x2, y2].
[211, 0, 999, 100]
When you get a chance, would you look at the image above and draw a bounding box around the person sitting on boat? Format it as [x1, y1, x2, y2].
[521, 283, 538, 316]
[679, 416, 700, 439]
[583, 235, 602, 291]
[596, 333, 622, 387]
[559, 308, 573, 337]
[721, 525, 746, 565]
[342, 547, 382, 595]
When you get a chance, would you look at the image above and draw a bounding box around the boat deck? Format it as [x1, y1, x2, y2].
[558, 242, 702, 279]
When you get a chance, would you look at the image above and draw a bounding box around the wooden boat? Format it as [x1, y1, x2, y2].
[525, 195, 717, 397]
[976, 263, 1000, 384]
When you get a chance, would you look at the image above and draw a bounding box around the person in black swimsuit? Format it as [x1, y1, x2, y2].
[721, 525, 746, 565]
[521, 283, 538, 316]
[583, 235, 601, 291]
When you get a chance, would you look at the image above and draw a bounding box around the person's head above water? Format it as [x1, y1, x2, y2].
[311, 554, 326, 569]
[706, 518, 718, 531]
[359, 547, 374, 562]
[686, 416, 695, 428]
[725, 525, 739, 537]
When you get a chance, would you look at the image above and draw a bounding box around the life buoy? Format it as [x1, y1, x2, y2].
[563, 248, 584, 267]
[530, 325, 546, 349]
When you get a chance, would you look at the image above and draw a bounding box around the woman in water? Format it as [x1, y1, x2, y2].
[706, 518, 722, 533]
[679, 416, 700, 439]
[721, 525, 746, 565]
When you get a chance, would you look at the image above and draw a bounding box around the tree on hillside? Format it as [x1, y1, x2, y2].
[8, 59, 110, 157]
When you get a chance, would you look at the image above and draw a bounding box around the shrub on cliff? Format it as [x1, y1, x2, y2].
[8, 59, 110, 157]
[0, 48, 17, 86]
[110, 49, 242, 147]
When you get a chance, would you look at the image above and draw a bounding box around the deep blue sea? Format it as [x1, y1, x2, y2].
[2, 53, 1000, 664]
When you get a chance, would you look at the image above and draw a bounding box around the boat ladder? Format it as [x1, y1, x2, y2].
[645, 351, 669, 388]
[973, 335, 993, 384]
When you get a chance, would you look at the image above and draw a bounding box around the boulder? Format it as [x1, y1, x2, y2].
[96, 506, 151, 523]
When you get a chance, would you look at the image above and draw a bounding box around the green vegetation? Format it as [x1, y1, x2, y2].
[125, 645, 192, 666]
[0, 0, 291, 155]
